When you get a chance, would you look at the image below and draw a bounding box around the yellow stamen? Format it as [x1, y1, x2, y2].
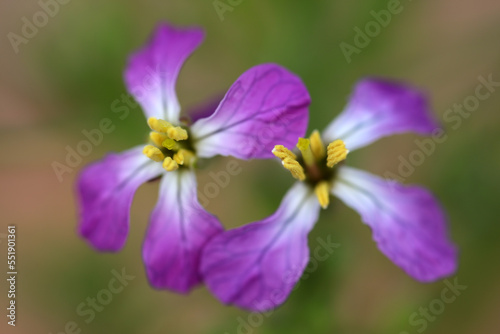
[167, 127, 188, 141]
[173, 151, 184, 165]
[296, 138, 315, 166]
[150, 132, 169, 147]
[162, 138, 179, 151]
[282, 157, 306, 181]
[143, 145, 165, 162]
[272, 145, 297, 160]
[327, 139, 349, 168]
[314, 181, 330, 209]
[177, 149, 196, 166]
[162, 157, 179, 171]
[148, 117, 173, 133]
[309, 130, 325, 160]
[273, 144, 305, 181]
[148, 117, 188, 141]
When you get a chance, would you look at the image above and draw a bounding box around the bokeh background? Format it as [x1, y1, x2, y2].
[1, 0, 500, 333]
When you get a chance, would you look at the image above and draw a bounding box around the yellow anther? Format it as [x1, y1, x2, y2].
[282, 157, 306, 181]
[309, 130, 325, 160]
[177, 149, 196, 166]
[162, 138, 179, 151]
[314, 181, 330, 209]
[272, 145, 297, 160]
[143, 145, 165, 162]
[148, 117, 188, 141]
[167, 127, 188, 141]
[173, 151, 184, 165]
[148, 117, 173, 133]
[273, 144, 305, 181]
[296, 138, 315, 166]
[150, 132, 169, 147]
[327, 140, 349, 168]
[162, 157, 179, 171]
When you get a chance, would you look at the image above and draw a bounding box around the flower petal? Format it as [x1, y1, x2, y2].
[192, 64, 310, 160]
[332, 166, 457, 282]
[323, 78, 438, 151]
[201, 183, 320, 311]
[77, 146, 163, 251]
[124, 23, 204, 122]
[143, 170, 223, 293]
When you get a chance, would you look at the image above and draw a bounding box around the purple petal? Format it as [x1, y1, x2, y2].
[192, 64, 310, 160]
[332, 166, 458, 282]
[143, 170, 223, 293]
[201, 183, 320, 311]
[323, 78, 438, 151]
[124, 23, 204, 123]
[77, 146, 163, 251]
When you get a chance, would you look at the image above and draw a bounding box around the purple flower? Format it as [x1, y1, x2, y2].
[201, 78, 458, 311]
[76, 23, 310, 293]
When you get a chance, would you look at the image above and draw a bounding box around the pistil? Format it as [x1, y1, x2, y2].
[296, 138, 315, 166]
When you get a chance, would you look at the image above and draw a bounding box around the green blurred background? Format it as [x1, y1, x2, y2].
[1, 0, 499, 333]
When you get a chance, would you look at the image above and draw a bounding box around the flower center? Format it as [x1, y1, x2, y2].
[272, 130, 349, 209]
[142, 117, 197, 171]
